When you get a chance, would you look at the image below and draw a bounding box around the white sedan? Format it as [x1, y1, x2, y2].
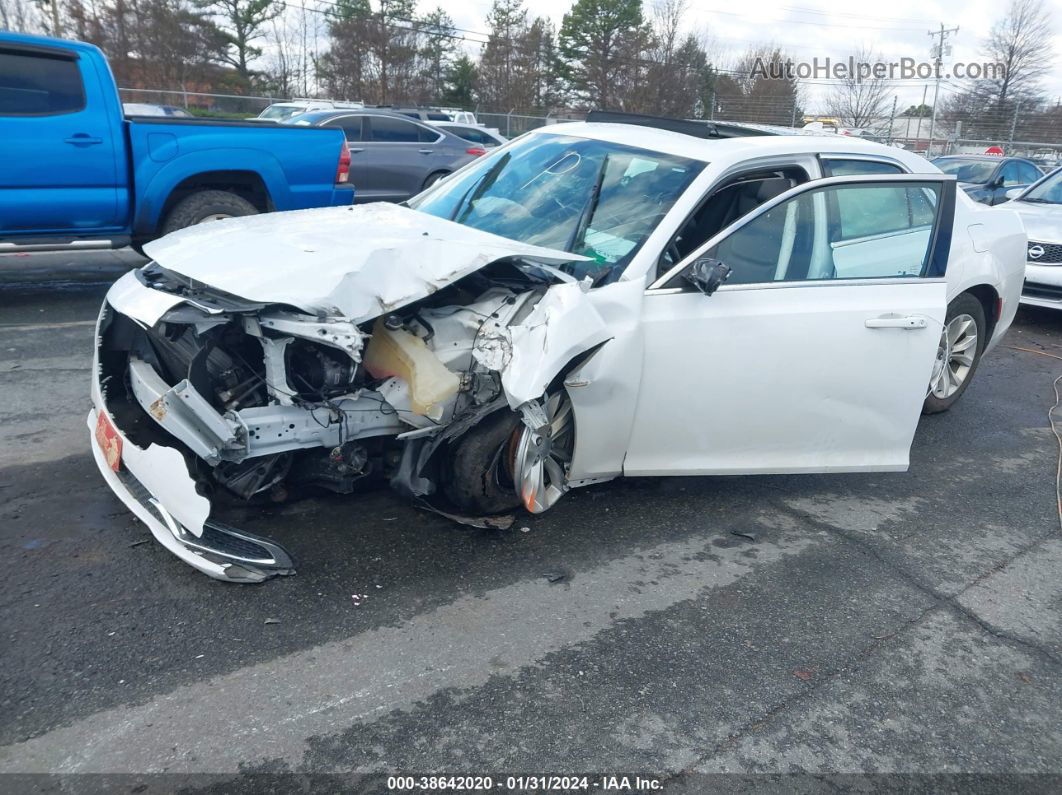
[998, 167, 1062, 309]
[88, 113, 1026, 581]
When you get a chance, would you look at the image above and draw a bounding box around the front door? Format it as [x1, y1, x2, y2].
[624, 175, 955, 476]
[0, 42, 124, 235]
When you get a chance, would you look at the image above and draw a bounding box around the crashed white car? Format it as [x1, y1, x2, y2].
[89, 113, 1026, 582]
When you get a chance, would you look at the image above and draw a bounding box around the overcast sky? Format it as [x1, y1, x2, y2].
[441, 0, 1062, 112]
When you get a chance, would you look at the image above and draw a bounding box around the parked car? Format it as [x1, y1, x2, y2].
[287, 109, 484, 201]
[89, 111, 1025, 582]
[253, 99, 363, 122]
[0, 33, 354, 253]
[998, 166, 1062, 309]
[431, 120, 507, 148]
[122, 102, 192, 117]
[932, 155, 1043, 205]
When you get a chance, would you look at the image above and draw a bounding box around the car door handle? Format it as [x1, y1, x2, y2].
[418, 149, 434, 154]
[348, 147, 364, 154]
[64, 135, 103, 146]
[865, 316, 928, 330]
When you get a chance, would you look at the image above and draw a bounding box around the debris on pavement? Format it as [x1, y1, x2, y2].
[730, 530, 757, 542]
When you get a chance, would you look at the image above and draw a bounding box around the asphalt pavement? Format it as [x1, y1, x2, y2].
[1, 252, 1061, 790]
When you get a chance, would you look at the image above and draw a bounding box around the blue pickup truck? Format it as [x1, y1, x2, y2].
[0, 33, 353, 252]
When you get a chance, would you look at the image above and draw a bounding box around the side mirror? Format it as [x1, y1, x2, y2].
[685, 257, 732, 296]
[1004, 187, 1025, 201]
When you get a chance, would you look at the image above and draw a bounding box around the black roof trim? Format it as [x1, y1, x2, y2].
[585, 111, 775, 139]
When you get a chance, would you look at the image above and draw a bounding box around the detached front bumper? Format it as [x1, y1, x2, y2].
[88, 300, 295, 583]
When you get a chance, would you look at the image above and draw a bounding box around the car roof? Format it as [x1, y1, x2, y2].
[527, 121, 937, 171]
[292, 108, 420, 123]
[934, 154, 1033, 163]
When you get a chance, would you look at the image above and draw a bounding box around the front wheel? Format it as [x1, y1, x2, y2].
[922, 293, 986, 414]
[443, 391, 575, 515]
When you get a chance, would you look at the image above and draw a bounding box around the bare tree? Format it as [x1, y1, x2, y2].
[982, 0, 1052, 106]
[0, 0, 44, 32]
[825, 46, 892, 129]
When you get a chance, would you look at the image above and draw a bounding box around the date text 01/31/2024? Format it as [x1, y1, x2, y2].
[386, 775, 664, 791]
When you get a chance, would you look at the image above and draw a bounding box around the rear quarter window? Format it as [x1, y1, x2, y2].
[0, 50, 85, 116]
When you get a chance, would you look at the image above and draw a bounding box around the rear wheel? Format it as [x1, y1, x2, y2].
[161, 190, 258, 235]
[922, 293, 986, 414]
[422, 171, 448, 190]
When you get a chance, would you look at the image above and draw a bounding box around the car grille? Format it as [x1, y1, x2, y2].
[1022, 281, 1062, 302]
[1028, 241, 1062, 264]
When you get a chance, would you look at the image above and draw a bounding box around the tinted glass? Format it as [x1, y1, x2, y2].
[1016, 162, 1041, 185]
[418, 124, 441, 143]
[411, 133, 703, 282]
[933, 158, 996, 184]
[370, 116, 422, 142]
[0, 51, 84, 115]
[325, 115, 363, 141]
[823, 159, 903, 176]
[449, 126, 491, 144]
[702, 183, 940, 285]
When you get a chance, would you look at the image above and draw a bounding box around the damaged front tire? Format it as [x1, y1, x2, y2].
[443, 391, 575, 516]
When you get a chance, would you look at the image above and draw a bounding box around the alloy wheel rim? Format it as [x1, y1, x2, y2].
[198, 213, 234, 223]
[930, 313, 978, 399]
[513, 392, 574, 513]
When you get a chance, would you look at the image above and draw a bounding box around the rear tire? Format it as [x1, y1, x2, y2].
[922, 292, 986, 414]
[422, 171, 448, 191]
[161, 190, 258, 235]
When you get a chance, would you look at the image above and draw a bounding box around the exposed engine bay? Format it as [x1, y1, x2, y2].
[92, 241, 612, 582]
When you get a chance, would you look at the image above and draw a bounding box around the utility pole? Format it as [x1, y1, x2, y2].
[886, 95, 897, 145]
[927, 22, 959, 157]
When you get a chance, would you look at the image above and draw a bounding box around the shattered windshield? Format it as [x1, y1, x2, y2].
[409, 133, 704, 281]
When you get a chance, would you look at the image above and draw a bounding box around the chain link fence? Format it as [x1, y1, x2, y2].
[119, 87, 1062, 170]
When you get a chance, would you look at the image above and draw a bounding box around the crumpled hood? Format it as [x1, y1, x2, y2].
[1002, 199, 1062, 243]
[142, 203, 586, 323]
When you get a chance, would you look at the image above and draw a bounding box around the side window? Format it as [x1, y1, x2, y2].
[673, 182, 941, 287]
[659, 165, 810, 273]
[822, 159, 904, 177]
[325, 115, 363, 141]
[0, 50, 85, 116]
[369, 116, 422, 143]
[1017, 162, 1041, 185]
[417, 124, 441, 143]
[999, 162, 1024, 187]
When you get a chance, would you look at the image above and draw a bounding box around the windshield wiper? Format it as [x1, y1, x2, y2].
[451, 152, 511, 222]
[566, 154, 610, 253]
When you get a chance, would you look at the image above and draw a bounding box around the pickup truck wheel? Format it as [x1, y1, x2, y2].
[922, 293, 986, 415]
[161, 190, 258, 235]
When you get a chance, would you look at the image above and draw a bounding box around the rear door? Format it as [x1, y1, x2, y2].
[0, 42, 124, 235]
[360, 115, 440, 201]
[624, 175, 955, 476]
